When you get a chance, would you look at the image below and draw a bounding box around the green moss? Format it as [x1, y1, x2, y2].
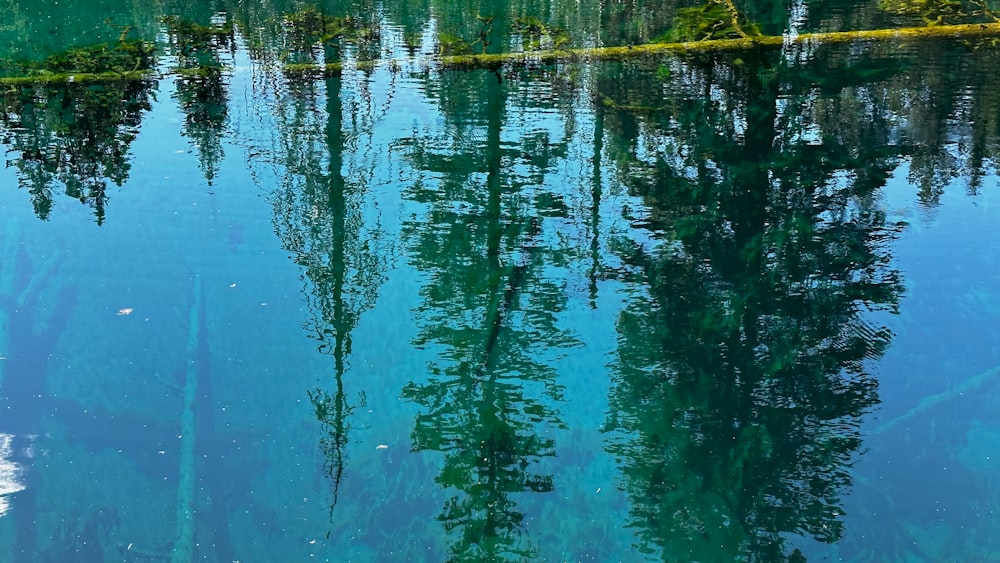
[512, 16, 571, 51]
[601, 95, 666, 113]
[0, 71, 151, 86]
[281, 8, 378, 45]
[14, 21, 996, 84]
[0, 40, 155, 81]
[437, 32, 473, 55]
[880, 0, 965, 25]
[657, 0, 762, 43]
[267, 21, 1000, 76]
[403, 32, 423, 53]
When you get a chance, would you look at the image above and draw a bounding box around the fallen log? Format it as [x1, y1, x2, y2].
[283, 22, 1000, 75]
[876, 364, 1000, 434]
[4, 22, 999, 85]
[0, 70, 150, 86]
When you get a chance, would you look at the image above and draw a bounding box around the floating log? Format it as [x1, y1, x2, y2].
[4, 22, 999, 85]
[284, 22, 1000, 76]
[0, 70, 150, 86]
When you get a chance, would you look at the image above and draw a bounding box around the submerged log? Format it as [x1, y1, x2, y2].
[170, 274, 203, 563]
[876, 364, 1000, 434]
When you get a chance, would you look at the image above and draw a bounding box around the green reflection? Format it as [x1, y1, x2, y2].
[4, 0, 1000, 560]
[400, 68, 578, 560]
[258, 1, 388, 524]
[597, 50, 906, 559]
[0, 76, 154, 224]
[164, 16, 236, 185]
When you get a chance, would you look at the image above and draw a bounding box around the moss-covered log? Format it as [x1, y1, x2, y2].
[283, 21, 1000, 77]
[0, 70, 151, 86]
[5, 21, 1000, 84]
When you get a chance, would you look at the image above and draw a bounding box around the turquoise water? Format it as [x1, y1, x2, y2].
[3, 1, 1000, 561]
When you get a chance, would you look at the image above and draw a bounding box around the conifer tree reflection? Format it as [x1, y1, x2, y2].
[400, 69, 575, 560]
[165, 16, 236, 185]
[597, 52, 905, 560]
[0, 78, 153, 223]
[891, 40, 1000, 202]
[261, 4, 387, 517]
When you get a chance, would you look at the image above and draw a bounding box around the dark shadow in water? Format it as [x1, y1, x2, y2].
[259, 0, 389, 536]
[0, 77, 154, 224]
[399, 66, 580, 560]
[164, 15, 236, 186]
[594, 47, 909, 560]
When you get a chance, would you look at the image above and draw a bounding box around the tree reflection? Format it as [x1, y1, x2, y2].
[890, 40, 1000, 202]
[400, 68, 577, 560]
[164, 16, 236, 185]
[256, 2, 388, 518]
[0, 77, 153, 224]
[597, 49, 905, 560]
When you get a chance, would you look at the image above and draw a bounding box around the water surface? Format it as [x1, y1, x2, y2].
[3, 0, 1000, 561]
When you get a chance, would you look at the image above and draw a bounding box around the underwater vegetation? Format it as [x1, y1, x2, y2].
[0, 38, 155, 81]
[511, 16, 571, 50]
[276, 8, 380, 63]
[657, 0, 762, 42]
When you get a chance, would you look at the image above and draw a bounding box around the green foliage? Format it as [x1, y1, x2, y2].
[280, 8, 378, 47]
[1, 40, 155, 78]
[511, 16, 570, 50]
[657, 0, 761, 42]
[880, 0, 965, 25]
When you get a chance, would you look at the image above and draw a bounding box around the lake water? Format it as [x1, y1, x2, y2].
[2, 0, 1000, 561]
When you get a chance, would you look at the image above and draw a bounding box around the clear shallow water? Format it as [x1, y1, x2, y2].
[2, 1, 1000, 561]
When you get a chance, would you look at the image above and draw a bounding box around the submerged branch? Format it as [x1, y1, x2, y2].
[717, 0, 752, 38]
[876, 364, 1000, 434]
